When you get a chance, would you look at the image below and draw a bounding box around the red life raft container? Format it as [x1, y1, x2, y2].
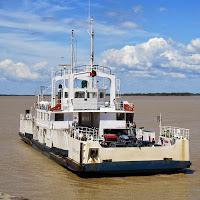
[50, 103, 61, 111]
[104, 134, 118, 141]
[123, 103, 134, 111]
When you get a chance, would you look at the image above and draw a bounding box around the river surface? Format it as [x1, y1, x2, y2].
[0, 96, 199, 200]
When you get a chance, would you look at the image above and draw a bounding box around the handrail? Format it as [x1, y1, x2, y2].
[35, 99, 134, 112]
[70, 126, 100, 141]
[20, 113, 32, 120]
[160, 126, 189, 140]
[54, 65, 112, 77]
[115, 101, 134, 111]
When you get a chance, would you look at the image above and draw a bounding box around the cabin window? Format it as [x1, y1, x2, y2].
[100, 92, 105, 98]
[126, 113, 134, 123]
[65, 92, 68, 98]
[116, 113, 125, 120]
[81, 80, 88, 88]
[87, 92, 97, 98]
[55, 113, 64, 121]
[91, 92, 97, 98]
[75, 91, 85, 98]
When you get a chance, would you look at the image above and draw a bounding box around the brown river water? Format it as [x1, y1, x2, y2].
[0, 96, 199, 200]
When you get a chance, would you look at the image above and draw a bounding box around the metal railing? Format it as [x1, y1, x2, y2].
[115, 102, 134, 111]
[54, 65, 112, 77]
[94, 65, 112, 74]
[73, 101, 134, 111]
[160, 126, 189, 140]
[70, 126, 100, 141]
[20, 113, 32, 120]
[35, 100, 134, 112]
[73, 100, 105, 110]
[115, 102, 123, 110]
[36, 103, 50, 111]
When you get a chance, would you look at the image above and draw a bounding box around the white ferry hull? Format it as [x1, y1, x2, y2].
[19, 132, 191, 176]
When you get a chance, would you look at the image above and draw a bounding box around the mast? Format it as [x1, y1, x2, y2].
[90, 17, 94, 69]
[71, 29, 75, 73]
[159, 113, 162, 135]
[88, 0, 94, 69]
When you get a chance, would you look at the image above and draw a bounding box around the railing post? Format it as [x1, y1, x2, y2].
[80, 142, 83, 166]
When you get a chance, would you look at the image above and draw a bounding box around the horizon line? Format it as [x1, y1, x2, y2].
[0, 92, 200, 96]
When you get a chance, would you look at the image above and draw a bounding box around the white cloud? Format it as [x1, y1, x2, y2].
[159, 7, 167, 12]
[120, 21, 138, 29]
[102, 37, 200, 78]
[106, 11, 119, 17]
[129, 70, 153, 78]
[33, 61, 48, 69]
[0, 4, 157, 67]
[162, 72, 186, 78]
[0, 32, 68, 62]
[102, 37, 169, 69]
[187, 38, 200, 53]
[132, 5, 142, 14]
[0, 59, 46, 80]
[29, 0, 73, 13]
[161, 49, 200, 71]
[0, 10, 69, 33]
[0, 8, 142, 37]
[94, 22, 127, 36]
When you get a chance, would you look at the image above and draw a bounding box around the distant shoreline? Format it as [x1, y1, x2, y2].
[122, 93, 200, 96]
[0, 93, 200, 96]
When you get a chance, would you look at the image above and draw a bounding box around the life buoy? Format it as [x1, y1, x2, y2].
[50, 103, 61, 111]
[90, 70, 96, 77]
[124, 103, 134, 111]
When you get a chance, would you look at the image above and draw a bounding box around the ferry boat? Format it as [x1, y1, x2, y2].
[19, 19, 191, 175]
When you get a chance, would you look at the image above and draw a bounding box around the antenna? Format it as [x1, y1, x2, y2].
[157, 113, 162, 135]
[75, 37, 77, 67]
[71, 29, 75, 73]
[90, 17, 94, 69]
[88, 0, 91, 20]
[88, 0, 94, 69]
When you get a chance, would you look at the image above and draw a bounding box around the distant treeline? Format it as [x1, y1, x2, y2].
[0, 94, 35, 96]
[121, 93, 200, 96]
[0, 93, 200, 96]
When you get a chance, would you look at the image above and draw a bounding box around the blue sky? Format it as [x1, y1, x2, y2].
[0, 0, 200, 94]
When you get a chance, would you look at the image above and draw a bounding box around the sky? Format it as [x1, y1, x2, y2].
[0, 0, 200, 94]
